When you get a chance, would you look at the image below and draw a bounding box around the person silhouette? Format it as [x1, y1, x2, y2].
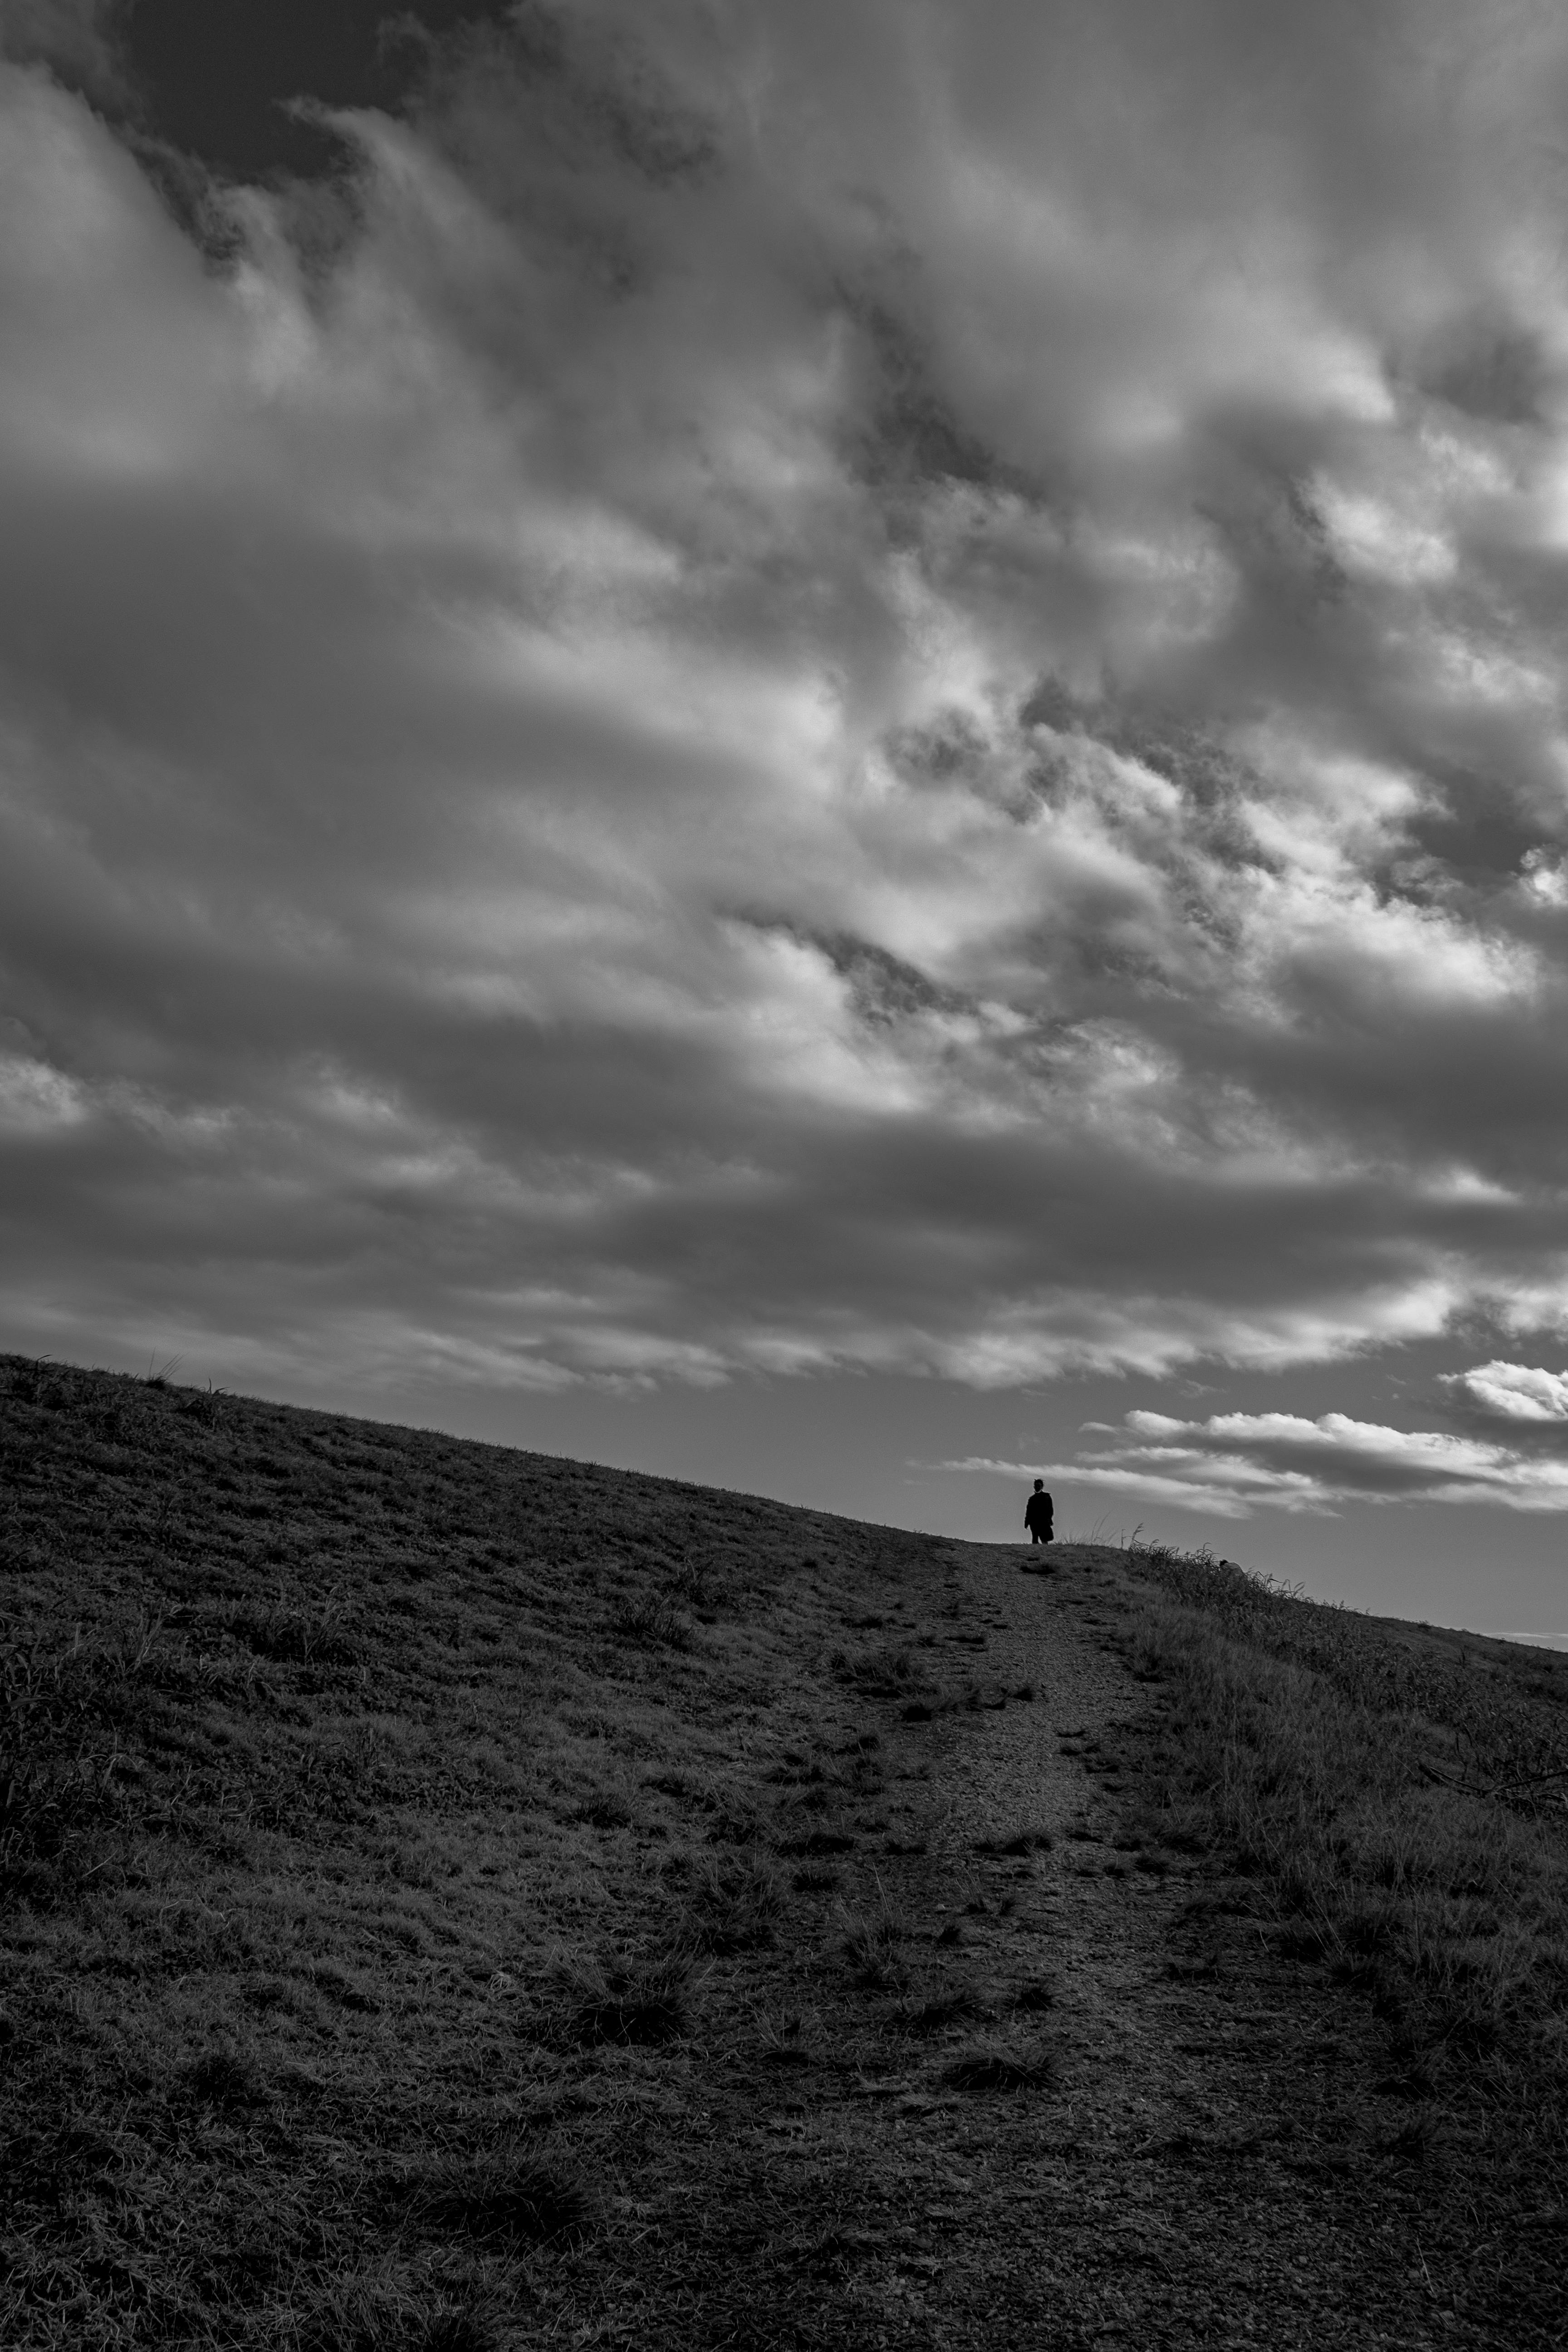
[1024, 1479, 1054, 1546]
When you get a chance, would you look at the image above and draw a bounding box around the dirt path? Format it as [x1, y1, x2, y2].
[871, 1541, 1485, 2351]
[534, 1533, 1515, 2350]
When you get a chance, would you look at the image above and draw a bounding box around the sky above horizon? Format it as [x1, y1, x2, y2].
[3, 1, 1568, 1632]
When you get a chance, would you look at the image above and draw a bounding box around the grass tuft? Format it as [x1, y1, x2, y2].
[607, 1593, 692, 1649]
[754, 2009, 816, 2066]
[946, 2042, 1053, 2093]
[683, 1850, 785, 1952]
[178, 1383, 228, 1430]
[666, 1553, 718, 1608]
[402, 2151, 589, 2245]
[186, 2044, 268, 2111]
[790, 1860, 842, 1892]
[893, 1980, 985, 2034]
[565, 1954, 696, 2046]
[838, 1886, 913, 1989]
[831, 1643, 921, 1697]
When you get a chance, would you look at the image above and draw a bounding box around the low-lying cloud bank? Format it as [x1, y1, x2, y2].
[942, 1354, 1568, 1513]
[2, 3, 1568, 1420]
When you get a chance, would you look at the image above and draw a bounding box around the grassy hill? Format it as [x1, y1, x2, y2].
[5, 1352, 1568, 2347]
[0, 1353, 1020, 2349]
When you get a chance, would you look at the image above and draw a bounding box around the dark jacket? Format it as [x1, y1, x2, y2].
[1024, 1490, 1054, 1535]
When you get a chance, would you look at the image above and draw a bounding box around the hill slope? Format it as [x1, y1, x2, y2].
[4, 1354, 1568, 2349]
[0, 1353, 1015, 2347]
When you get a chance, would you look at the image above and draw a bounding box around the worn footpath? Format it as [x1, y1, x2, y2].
[787, 1539, 1491, 2351]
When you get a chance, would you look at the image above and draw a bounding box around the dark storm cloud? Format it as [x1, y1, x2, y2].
[4, 2, 1568, 1413]
[16, 0, 519, 181]
[1, 0, 126, 106]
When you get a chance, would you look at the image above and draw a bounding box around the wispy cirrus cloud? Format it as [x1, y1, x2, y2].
[2, 3, 1568, 1414]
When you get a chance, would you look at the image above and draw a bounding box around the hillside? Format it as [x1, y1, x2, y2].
[3, 1354, 1567, 2349]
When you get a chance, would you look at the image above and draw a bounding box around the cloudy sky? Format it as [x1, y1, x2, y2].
[4, 0, 1568, 1631]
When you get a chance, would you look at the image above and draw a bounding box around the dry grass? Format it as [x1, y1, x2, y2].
[16, 1352, 1567, 2341]
[0, 1350, 986, 2349]
[1116, 1540, 1568, 2163]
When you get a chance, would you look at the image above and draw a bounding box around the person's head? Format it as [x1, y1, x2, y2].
[1033, 1478, 1043, 1491]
